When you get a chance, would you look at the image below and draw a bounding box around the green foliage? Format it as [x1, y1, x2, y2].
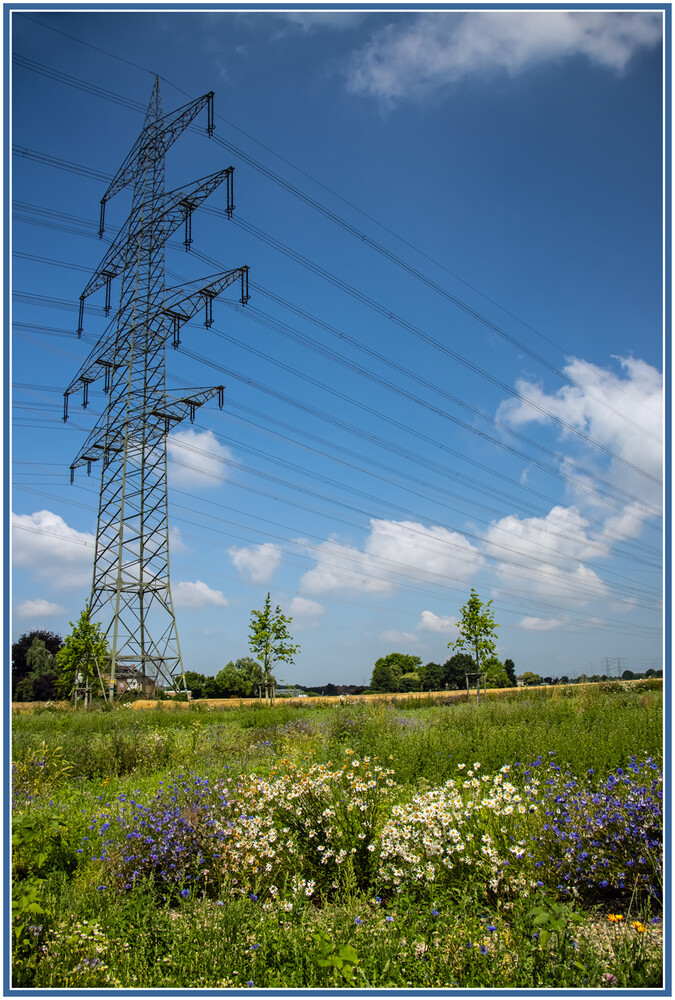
[12, 630, 64, 699]
[249, 594, 300, 697]
[451, 589, 499, 672]
[418, 661, 444, 691]
[503, 658, 517, 686]
[312, 931, 361, 984]
[12, 878, 49, 986]
[215, 658, 264, 698]
[443, 653, 474, 689]
[55, 605, 110, 701]
[483, 657, 513, 689]
[370, 653, 422, 692]
[520, 671, 543, 687]
[13, 741, 73, 804]
[398, 672, 421, 692]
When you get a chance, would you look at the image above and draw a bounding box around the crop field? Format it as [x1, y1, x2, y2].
[11, 680, 663, 989]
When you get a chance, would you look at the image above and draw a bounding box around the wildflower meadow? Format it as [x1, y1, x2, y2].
[11, 680, 663, 989]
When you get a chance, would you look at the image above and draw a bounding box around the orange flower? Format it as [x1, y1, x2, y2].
[607, 914, 624, 923]
[631, 921, 646, 933]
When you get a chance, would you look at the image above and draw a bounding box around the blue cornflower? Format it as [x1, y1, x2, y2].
[487, 925, 496, 932]
[431, 909, 439, 917]
[180, 888, 190, 898]
[479, 945, 488, 955]
[385, 916, 394, 922]
[250, 893, 258, 901]
[354, 917, 363, 925]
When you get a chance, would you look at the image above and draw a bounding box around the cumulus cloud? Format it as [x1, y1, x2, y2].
[346, 11, 662, 101]
[289, 596, 325, 618]
[169, 525, 187, 553]
[379, 629, 419, 645]
[172, 580, 228, 609]
[289, 596, 325, 629]
[299, 518, 483, 595]
[417, 610, 458, 634]
[228, 542, 282, 584]
[167, 428, 231, 488]
[499, 357, 662, 479]
[14, 598, 66, 620]
[519, 615, 568, 631]
[12, 510, 95, 588]
[485, 506, 609, 607]
[498, 356, 663, 542]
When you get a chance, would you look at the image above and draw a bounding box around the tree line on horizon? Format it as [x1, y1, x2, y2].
[12, 628, 662, 703]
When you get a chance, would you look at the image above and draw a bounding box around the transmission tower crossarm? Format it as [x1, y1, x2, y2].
[69, 385, 226, 474]
[78, 167, 236, 330]
[164, 266, 249, 331]
[99, 90, 215, 227]
[148, 385, 225, 430]
[64, 268, 248, 405]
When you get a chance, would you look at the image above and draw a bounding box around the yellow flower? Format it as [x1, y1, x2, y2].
[631, 921, 646, 933]
[607, 914, 624, 923]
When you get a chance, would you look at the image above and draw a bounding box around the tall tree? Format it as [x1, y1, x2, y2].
[12, 629, 63, 697]
[418, 661, 444, 691]
[443, 653, 475, 689]
[483, 656, 513, 688]
[503, 658, 517, 686]
[16, 638, 61, 702]
[55, 605, 110, 704]
[248, 594, 300, 705]
[450, 589, 499, 674]
[370, 653, 421, 692]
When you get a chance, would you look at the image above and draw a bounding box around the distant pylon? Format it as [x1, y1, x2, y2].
[64, 78, 249, 699]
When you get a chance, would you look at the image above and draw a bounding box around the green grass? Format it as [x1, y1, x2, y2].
[11, 680, 663, 989]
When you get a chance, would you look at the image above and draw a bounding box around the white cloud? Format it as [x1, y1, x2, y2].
[169, 525, 188, 553]
[499, 356, 663, 484]
[289, 596, 325, 619]
[228, 542, 282, 584]
[417, 610, 458, 634]
[485, 506, 609, 606]
[167, 428, 231, 488]
[347, 12, 662, 101]
[379, 629, 419, 646]
[520, 615, 567, 631]
[172, 580, 228, 609]
[12, 510, 94, 588]
[14, 598, 66, 620]
[289, 596, 325, 630]
[299, 519, 483, 595]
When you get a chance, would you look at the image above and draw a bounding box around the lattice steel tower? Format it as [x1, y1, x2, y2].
[64, 79, 249, 698]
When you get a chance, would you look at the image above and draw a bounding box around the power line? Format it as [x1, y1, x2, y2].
[13, 38, 662, 430]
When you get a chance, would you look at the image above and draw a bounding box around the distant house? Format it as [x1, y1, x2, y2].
[114, 666, 156, 698]
[277, 686, 307, 698]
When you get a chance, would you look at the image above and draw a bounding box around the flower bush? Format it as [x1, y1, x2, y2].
[214, 750, 396, 898]
[86, 775, 230, 899]
[378, 763, 540, 899]
[526, 756, 662, 903]
[80, 753, 662, 913]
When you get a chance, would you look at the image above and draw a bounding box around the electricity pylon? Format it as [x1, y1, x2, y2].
[64, 78, 249, 699]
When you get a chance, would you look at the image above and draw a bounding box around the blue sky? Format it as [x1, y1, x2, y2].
[9, 5, 665, 686]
